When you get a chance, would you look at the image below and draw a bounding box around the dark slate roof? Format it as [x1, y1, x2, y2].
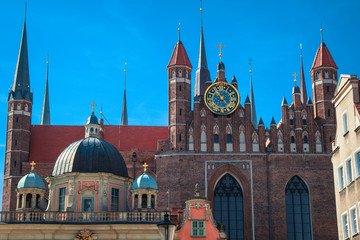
[8, 20, 33, 102]
[52, 137, 128, 177]
[300, 56, 307, 104]
[306, 96, 313, 105]
[231, 75, 237, 83]
[244, 95, 250, 104]
[292, 85, 301, 94]
[282, 96, 288, 106]
[217, 61, 225, 71]
[121, 90, 128, 125]
[40, 63, 50, 125]
[258, 117, 264, 125]
[86, 112, 99, 125]
[270, 117, 276, 125]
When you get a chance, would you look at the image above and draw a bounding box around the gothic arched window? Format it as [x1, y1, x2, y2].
[285, 176, 312, 240]
[214, 173, 244, 240]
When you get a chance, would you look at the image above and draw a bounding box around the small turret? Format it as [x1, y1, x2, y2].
[85, 102, 100, 138]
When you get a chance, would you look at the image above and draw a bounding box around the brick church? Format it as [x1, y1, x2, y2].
[2, 6, 340, 240]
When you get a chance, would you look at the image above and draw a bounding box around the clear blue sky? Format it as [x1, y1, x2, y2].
[0, 0, 359, 206]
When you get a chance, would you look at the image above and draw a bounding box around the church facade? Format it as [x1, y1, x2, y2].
[0, 6, 344, 240]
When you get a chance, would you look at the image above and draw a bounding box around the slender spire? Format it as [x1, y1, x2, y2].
[249, 59, 257, 129]
[121, 60, 128, 126]
[8, 3, 32, 102]
[299, 43, 307, 104]
[178, 21, 181, 42]
[194, 0, 211, 98]
[40, 53, 51, 125]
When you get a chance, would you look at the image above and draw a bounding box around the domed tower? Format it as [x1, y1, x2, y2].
[16, 161, 46, 211]
[131, 163, 159, 210]
[46, 111, 130, 212]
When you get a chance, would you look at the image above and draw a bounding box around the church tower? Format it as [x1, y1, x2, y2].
[310, 28, 338, 152]
[167, 27, 192, 151]
[3, 16, 33, 211]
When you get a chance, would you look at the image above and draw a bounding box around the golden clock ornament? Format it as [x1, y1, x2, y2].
[204, 82, 240, 115]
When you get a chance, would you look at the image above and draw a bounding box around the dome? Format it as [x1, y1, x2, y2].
[52, 137, 128, 177]
[217, 61, 225, 71]
[17, 170, 46, 190]
[86, 112, 98, 125]
[131, 172, 158, 190]
[292, 85, 301, 94]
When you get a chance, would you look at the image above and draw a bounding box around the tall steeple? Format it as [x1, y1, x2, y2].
[40, 54, 50, 125]
[120, 61, 128, 126]
[299, 44, 307, 105]
[8, 6, 32, 102]
[194, 0, 211, 99]
[249, 60, 257, 129]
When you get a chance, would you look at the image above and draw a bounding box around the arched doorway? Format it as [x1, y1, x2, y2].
[214, 173, 244, 240]
[285, 176, 312, 240]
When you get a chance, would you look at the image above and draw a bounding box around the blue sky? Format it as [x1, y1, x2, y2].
[0, 0, 359, 206]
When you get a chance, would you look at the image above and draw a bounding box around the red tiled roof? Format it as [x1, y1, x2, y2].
[29, 125, 168, 163]
[354, 103, 360, 116]
[167, 41, 192, 68]
[311, 43, 338, 70]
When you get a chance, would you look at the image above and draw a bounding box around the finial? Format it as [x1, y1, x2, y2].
[143, 162, 148, 172]
[24, 0, 27, 21]
[320, 23, 323, 44]
[100, 104, 103, 115]
[292, 72, 299, 85]
[46, 51, 49, 64]
[124, 59, 127, 72]
[30, 161, 36, 171]
[248, 58, 252, 73]
[200, 0, 203, 26]
[216, 42, 225, 61]
[178, 21, 181, 41]
[300, 43, 303, 58]
[90, 101, 96, 113]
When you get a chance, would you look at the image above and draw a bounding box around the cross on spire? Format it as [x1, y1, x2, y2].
[30, 161, 36, 170]
[143, 162, 148, 172]
[293, 72, 299, 85]
[216, 42, 225, 61]
[90, 101, 96, 113]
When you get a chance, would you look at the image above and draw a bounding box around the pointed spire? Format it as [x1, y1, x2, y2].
[270, 117, 276, 126]
[40, 54, 50, 125]
[306, 96, 313, 105]
[244, 95, 250, 104]
[167, 35, 192, 68]
[311, 27, 338, 70]
[249, 59, 257, 129]
[231, 75, 237, 83]
[281, 96, 288, 106]
[121, 61, 128, 126]
[8, 5, 32, 102]
[194, 0, 211, 97]
[299, 44, 307, 104]
[258, 117, 264, 126]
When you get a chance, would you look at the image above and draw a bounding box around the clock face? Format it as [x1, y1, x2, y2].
[204, 82, 240, 115]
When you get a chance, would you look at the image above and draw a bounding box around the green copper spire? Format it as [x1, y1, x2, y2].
[249, 60, 257, 129]
[120, 61, 128, 126]
[40, 56, 50, 125]
[8, 8, 32, 102]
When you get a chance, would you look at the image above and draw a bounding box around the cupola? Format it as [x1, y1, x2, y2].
[85, 102, 100, 138]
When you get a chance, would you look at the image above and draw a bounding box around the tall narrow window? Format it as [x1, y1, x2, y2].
[338, 164, 345, 191]
[343, 112, 348, 134]
[303, 136, 308, 144]
[214, 135, 219, 143]
[59, 187, 66, 211]
[214, 174, 244, 240]
[346, 158, 353, 185]
[291, 136, 295, 144]
[227, 134, 232, 143]
[111, 188, 119, 211]
[285, 176, 312, 240]
[342, 212, 349, 239]
[350, 206, 358, 235]
[355, 151, 360, 178]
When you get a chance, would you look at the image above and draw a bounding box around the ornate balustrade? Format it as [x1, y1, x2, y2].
[0, 211, 167, 224]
